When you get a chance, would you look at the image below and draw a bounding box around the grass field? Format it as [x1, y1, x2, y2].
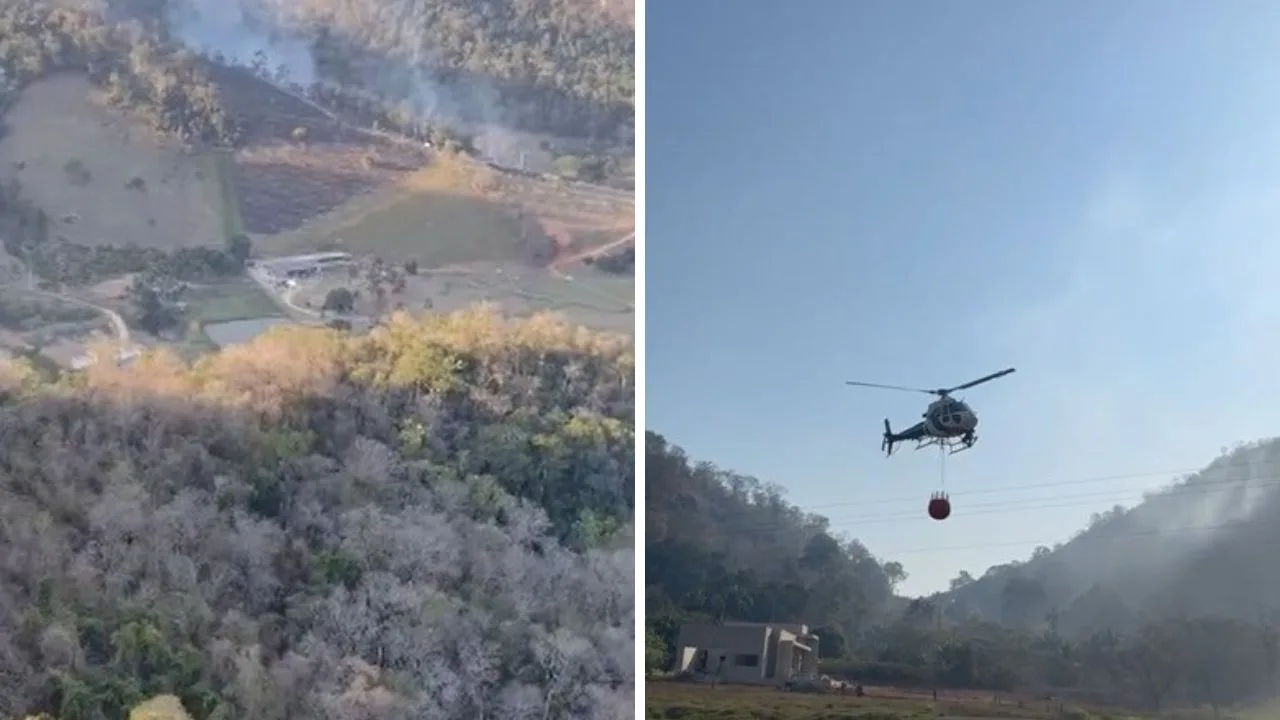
[645, 681, 1157, 720]
[256, 157, 553, 266]
[253, 150, 633, 267]
[0, 74, 225, 250]
[204, 150, 246, 240]
[185, 280, 284, 324]
[308, 187, 535, 266]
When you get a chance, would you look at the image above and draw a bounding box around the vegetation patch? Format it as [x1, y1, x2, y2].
[185, 280, 284, 325]
[644, 680, 1093, 720]
[0, 308, 634, 719]
[0, 289, 99, 331]
[203, 150, 246, 240]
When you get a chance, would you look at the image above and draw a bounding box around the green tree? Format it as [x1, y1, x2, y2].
[322, 287, 355, 314]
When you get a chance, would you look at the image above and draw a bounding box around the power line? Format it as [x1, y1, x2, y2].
[824, 474, 1280, 529]
[715, 471, 1280, 535]
[689, 451, 1280, 521]
[882, 514, 1270, 556]
[651, 449, 1280, 562]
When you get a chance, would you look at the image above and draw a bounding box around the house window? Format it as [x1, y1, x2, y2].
[734, 654, 760, 667]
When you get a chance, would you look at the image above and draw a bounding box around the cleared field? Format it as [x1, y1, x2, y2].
[256, 154, 633, 271]
[185, 280, 285, 324]
[0, 74, 225, 249]
[297, 262, 633, 335]
[646, 680, 1146, 720]
[205, 151, 245, 239]
[259, 160, 556, 267]
[207, 65, 428, 234]
[488, 171, 633, 256]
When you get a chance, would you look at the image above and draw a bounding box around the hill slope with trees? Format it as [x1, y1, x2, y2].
[647, 433, 1280, 714]
[645, 432, 905, 670]
[0, 0, 239, 145]
[95, 0, 635, 143]
[0, 308, 634, 720]
[940, 438, 1280, 636]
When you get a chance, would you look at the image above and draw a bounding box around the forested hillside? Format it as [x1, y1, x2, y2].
[0, 308, 634, 720]
[100, 0, 635, 143]
[645, 432, 905, 668]
[647, 433, 1280, 713]
[942, 439, 1280, 635]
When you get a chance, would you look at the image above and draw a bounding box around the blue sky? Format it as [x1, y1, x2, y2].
[646, 0, 1280, 596]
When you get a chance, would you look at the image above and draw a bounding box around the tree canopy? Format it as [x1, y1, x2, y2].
[291, 0, 635, 140]
[645, 432, 903, 672]
[0, 307, 634, 720]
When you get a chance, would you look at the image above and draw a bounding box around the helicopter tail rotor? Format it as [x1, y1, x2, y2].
[882, 418, 895, 456]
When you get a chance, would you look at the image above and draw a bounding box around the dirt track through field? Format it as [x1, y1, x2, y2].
[552, 232, 634, 271]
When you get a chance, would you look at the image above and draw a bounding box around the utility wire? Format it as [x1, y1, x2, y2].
[655, 455, 1280, 557]
[710, 472, 1280, 535]
[882, 514, 1271, 556]
[678, 452, 1280, 520]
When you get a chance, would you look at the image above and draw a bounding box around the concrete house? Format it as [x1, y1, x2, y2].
[673, 622, 820, 686]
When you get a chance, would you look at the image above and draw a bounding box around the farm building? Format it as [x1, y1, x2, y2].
[259, 252, 353, 280]
[673, 622, 820, 686]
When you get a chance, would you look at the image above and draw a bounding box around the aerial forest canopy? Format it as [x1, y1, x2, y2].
[647, 433, 1280, 714]
[1, 0, 633, 149]
[0, 308, 635, 719]
[288, 0, 635, 140]
[90, 0, 635, 144]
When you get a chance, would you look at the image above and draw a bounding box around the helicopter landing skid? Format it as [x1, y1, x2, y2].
[914, 434, 977, 455]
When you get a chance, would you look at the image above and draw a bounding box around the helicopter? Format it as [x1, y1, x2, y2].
[845, 368, 1016, 456]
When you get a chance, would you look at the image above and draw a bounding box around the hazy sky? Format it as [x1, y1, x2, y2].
[647, 0, 1280, 596]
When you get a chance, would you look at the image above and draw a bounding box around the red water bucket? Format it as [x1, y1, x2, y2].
[928, 493, 951, 521]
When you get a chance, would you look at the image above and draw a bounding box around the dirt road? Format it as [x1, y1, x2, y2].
[32, 287, 130, 345]
[552, 232, 634, 272]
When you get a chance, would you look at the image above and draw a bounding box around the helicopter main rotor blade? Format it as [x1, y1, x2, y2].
[945, 367, 1016, 394]
[845, 380, 936, 395]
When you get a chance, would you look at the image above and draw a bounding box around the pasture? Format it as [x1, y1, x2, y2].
[183, 279, 285, 325]
[254, 153, 633, 269]
[255, 158, 547, 266]
[645, 680, 1150, 720]
[0, 74, 225, 249]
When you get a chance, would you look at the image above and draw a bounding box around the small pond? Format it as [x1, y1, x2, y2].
[203, 317, 294, 347]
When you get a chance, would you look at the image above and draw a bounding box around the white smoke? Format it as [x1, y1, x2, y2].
[157, 0, 543, 169]
[1141, 439, 1280, 532]
[168, 0, 315, 85]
